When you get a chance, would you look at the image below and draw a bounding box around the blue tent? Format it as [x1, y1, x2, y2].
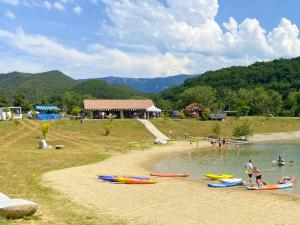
[35, 105, 61, 120]
[35, 106, 61, 111]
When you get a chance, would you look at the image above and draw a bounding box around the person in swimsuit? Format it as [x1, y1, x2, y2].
[253, 166, 264, 187]
[245, 160, 253, 186]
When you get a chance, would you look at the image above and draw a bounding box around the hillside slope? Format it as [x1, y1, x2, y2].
[0, 70, 77, 101]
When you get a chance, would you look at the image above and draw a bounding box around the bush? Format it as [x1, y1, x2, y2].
[233, 120, 253, 140]
[14, 119, 21, 126]
[162, 113, 170, 122]
[212, 122, 221, 137]
[104, 124, 113, 136]
[71, 106, 81, 118]
[200, 108, 210, 121]
[41, 122, 51, 139]
[178, 111, 185, 119]
[104, 116, 114, 136]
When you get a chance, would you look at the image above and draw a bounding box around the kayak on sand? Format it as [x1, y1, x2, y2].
[204, 173, 234, 180]
[115, 177, 156, 184]
[278, 176, 296, 184]
[247, 182, 293, 190]
[219, 178, 243, 183]
[208, 182, 245, 188]
[98, 175, 150, 182]
[150, 172, 189, 177]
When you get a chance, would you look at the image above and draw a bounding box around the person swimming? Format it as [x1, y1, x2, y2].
[278, 155, 284, 162]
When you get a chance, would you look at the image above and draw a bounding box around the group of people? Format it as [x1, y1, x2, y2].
[210, 137, 228, 148]
[245, 160, 266, 187]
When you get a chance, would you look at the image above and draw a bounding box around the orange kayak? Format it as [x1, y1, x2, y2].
[116, 177, 156, 184]
[150, 172, 189, 177]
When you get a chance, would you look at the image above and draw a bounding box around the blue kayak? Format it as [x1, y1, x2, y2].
[98, 175, 118, 182]
[208, 182, 245, 188]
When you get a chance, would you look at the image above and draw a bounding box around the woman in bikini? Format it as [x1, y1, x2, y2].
[253, 166, 265, 187]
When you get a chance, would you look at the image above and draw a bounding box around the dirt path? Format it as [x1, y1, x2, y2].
[44, 141, 300, 225]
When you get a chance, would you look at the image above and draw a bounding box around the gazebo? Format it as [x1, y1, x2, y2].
[146, 105, 162, 118]
[84, 99, 161, 119]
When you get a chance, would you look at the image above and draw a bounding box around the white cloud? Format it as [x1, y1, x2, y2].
[0, 0, 20, 5]
[4, 10, 16, 19]
[53, 1, 65, 11]
[90, 0, 98, 5]
[73, 5, 82, 15]
[0, 28, 188, 78]
[44, 1, 51, 10]
[1, 0, 300, 78]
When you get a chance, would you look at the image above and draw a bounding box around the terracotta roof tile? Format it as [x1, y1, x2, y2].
[84, 99, 154, 110]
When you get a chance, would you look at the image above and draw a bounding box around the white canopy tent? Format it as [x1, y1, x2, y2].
[146, 105, 162, 112]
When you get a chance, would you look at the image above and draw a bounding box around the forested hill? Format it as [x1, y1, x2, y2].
[71, 80, 141, 99]
[0, 70, 77, 101]
[0, 71, 144, 109]
[160, 57, 300, 116]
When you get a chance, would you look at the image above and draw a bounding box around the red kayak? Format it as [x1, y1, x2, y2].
[150, 172, 189, 177]
[278, 176, 296, 184]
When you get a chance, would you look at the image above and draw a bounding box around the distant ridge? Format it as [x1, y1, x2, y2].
[0, 70, 77, 101]
[80, 74, 195, 93]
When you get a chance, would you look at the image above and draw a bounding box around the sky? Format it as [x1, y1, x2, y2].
[0, 0, 300, 78]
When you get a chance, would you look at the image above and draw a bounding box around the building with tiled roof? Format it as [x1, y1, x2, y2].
[84, 99, 161, 119]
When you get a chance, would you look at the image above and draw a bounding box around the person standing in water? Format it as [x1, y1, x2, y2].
[245, 160, 253, 186]
[253, 166, 265, 187]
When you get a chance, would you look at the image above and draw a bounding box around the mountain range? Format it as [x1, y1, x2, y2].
[0, 71, 193, 102]
[88, 74, 194, 93]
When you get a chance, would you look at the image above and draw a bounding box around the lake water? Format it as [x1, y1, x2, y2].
[153, 141, 300, 193]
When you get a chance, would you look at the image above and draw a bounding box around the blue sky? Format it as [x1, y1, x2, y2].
[0, 0, 300, 78]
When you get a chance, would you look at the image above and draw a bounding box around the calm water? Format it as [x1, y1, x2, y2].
[153, 141, 300, 193]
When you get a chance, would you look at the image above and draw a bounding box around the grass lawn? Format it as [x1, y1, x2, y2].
[151, 116, 300, 140]
[0, 119, 153, 225]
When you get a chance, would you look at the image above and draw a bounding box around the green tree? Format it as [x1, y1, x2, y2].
[180, 86, 217, 108]
[13, 94, 31, 112]
[200, 108, 211, 121]
[233, 120, 253, 140]
[71, 106, 81, 118]
[41, 122, 51, 139]
[0, 96, 9, 107]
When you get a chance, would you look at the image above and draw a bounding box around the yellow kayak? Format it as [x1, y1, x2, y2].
[116, 177, 156, 184]
[204, 173, 234, 180]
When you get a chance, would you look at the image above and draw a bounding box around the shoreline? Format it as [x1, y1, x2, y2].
[43, 140, 300, 225]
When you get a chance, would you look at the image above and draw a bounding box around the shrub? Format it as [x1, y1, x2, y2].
[71, 106, 81, 118]
[178, 111, 185, 119]
[41, 122, 51, 139]
[14, 119, 21, 126]
[200, 108, 210, 121]
[233, 120, 253, 140]
[104, 124, 113, 136]
[212, 122, 221, 137]
[104, 115, 114, 136]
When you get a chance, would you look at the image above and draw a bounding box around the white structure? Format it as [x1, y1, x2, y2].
[138, 119, 169, 143]
[0, 107, 22, 121]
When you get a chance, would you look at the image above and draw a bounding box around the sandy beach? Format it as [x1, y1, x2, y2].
[44, 141, 300, 225]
